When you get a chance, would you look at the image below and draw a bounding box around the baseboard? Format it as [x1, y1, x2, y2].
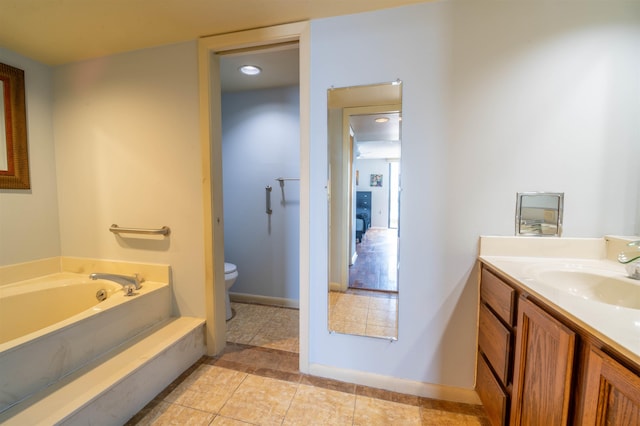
[229, 292, 299, 309]
[308, 363, 481, 405]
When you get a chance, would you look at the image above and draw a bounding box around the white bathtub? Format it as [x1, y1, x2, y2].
[0, 272, 171, 413]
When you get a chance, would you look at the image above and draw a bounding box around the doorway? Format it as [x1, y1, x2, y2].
[219, 45, 301, 351]
[198, 23, 310, 372]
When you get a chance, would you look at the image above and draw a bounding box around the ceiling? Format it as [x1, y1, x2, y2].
[0, 0, 429, 66]
[350, 112, 401, 160]
[220, 44, 299, 92]
[0, 0, 409, 160]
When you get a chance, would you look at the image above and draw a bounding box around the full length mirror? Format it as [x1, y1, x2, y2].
[327, 81, 401, 340]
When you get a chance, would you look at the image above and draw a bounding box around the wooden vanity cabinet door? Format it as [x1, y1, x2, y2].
[510, 296, 576, 426]
[577, 346, 640, 425]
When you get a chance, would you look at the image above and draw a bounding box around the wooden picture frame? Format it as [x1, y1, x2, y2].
[0, 62, 30, 189]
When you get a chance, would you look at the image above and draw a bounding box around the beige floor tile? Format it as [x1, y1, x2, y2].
[366, 308, 397, 327]
[228, 315, 266, 331]
[421, 408, 485, 425]
[335, 293, 370, 310]
[364, 324, 397, 338]
[227, 303, 301, 349]
[353, 395, 422, 426]
[270, 322, 299, 338]
[272, 307, 299, 321]
[328, 291, 340, 306]
[211, 415, 256, 425]
[369, 297, 398, 311]
[249, 334, 298, 353]
[230, 302, 249, 310]
[164, 365, 247, 413]
[135, 401, 215, 426]
[329, 319, 367, 335]
[226, 329, 261, 345]
[219, 374, 298, 425]
[283, 384, 356, 425]
[331, 305, 368, 323]
[130, 400, 172, 425]
[244, 304, 280, 319]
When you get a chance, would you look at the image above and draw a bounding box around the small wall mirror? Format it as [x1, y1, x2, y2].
[327, 81, 401, 340]
[0, 62, 30, 189]
[515, 192, 564, 237]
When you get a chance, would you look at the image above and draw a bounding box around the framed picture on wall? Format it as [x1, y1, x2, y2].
[370, 174, 383, 187]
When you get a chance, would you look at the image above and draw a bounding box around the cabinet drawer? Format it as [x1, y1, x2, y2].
[481, 268, 515, 326]
[477, 354, 508, 426]
[479, 303, 511, 385]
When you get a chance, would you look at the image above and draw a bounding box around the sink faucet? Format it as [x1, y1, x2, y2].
[89, 273, 142, 295]
[618, 241, 640, 280]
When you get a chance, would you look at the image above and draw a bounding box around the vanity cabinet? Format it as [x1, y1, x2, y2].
[477, 264, 640, 426]
[576, 345, 640, 424]
[510, 297, 575, 425]
[477, 269, 515, 426]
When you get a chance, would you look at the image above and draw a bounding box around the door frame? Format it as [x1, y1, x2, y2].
[197, 22, 311, 372]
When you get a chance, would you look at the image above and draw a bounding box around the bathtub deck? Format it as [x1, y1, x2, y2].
[0, 316, 205, 425]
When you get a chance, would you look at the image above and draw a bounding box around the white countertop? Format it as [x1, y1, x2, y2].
[479, 236, 640, 367]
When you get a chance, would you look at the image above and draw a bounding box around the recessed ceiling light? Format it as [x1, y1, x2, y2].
[239, 65, 262, 75]
[375, 117, 390, 123]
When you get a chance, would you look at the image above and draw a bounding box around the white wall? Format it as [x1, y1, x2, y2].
[309, 0, 640, 390]
[355, 159, 389, 228]
[221, 86, 300, 301]
[0, 49, 60, 266]
[53, 41, 206, 317]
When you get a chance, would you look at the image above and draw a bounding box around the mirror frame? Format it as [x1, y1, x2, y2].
[515, 192, 564, 237]
[327, 81, 402, 341]
[0, 62, 30, 189]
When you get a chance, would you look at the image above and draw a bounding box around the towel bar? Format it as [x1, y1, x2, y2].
[109, 224, 171, 236]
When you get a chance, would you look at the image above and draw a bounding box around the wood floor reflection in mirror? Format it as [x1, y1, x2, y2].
[349, 227, 398, 292]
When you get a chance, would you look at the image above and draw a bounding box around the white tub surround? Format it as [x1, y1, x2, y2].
[0, 257, 206, 423]
[478, 235, 640, 366]
[0, 274, 171, 412]
[0, 317, 204, 426]
[0, 256, 171, 287]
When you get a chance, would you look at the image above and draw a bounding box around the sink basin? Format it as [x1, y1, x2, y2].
[534, 269, 640, 309]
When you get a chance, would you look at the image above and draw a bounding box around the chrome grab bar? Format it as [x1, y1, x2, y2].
[275, 177, 299, 188]
[109, 224, 171, 236]
[266, 186, 273, 215]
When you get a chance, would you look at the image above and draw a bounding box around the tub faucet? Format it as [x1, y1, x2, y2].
[618, 241, 640, 280]
[89, 273, 142, 295]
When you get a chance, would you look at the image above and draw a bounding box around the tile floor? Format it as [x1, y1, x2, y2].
[226, 302, 299, 353]
[127, 303, 489, 425]
[328, 291, 397, 338]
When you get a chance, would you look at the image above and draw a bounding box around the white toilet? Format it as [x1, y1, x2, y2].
[224, 262, 238, 320]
